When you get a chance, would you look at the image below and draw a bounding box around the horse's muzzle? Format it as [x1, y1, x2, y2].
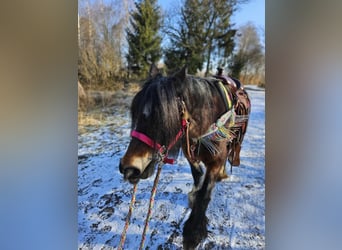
[123, 167, 141, 184]
[119, 159, 141, 184]
[119, 158, 157, 184]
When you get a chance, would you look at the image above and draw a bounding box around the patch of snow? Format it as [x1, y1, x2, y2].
[78, 88, 265, 249]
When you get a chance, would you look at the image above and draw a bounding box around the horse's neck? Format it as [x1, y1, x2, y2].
[186, 95, 226, 139]
[179, 76, 227, 138]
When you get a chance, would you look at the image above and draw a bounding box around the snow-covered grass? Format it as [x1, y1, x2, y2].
[78, 86, 265, 249]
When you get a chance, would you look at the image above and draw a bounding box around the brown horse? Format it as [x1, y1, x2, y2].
[119, 65, 251, 249]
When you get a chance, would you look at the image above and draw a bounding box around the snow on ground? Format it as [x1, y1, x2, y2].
[78, 85, 265, 249]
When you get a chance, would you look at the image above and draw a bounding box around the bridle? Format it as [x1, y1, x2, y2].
[130, 99, 189, 164]
[130, 118, 188, 164]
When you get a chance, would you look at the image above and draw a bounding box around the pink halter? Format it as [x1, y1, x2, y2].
[130, 119, 188, 164]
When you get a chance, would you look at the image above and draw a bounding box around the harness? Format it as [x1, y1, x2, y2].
[195, 78, 248, 155]
[215, 79, 233, 110]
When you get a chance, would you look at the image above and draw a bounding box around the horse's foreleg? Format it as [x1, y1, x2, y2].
[188, 161, 204, 209]
[183, 168, 216, 250]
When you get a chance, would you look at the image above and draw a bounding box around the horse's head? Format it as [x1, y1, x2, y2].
[119, 65, 187, 184]
[119, 136, 157, 184]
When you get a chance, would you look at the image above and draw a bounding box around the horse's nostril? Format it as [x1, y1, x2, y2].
[124, 167, 140, 178]
[123, 167, 141, 184]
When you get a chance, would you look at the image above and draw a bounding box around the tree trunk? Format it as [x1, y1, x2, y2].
[205, 41, 212, 77]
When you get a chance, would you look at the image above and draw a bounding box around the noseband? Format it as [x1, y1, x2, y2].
[130, 118, 188, 164]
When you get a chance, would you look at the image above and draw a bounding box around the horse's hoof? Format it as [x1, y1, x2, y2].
[183, 218, 208, 250]
[183, 242, 196, 250]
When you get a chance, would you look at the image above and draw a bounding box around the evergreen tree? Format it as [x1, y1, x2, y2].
[126, 0, 162, 78]
[203, 0, 237, 76]
[164, 0, 244, 75]
[164, 17, 204, 74]
[164, 0, 206, 74]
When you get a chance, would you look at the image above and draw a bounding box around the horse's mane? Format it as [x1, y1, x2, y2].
[131, 75, 182, 157]
[130, 74, 222, 158]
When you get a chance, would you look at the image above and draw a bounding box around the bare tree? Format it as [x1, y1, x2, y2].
[229, 22, 264, 85]
[78, 0, 134, 88]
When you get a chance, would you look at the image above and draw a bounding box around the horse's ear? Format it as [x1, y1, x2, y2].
[148, 63, 160, 78]
[173, 65, 187, 81]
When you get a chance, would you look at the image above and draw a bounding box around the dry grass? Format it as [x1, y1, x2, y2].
[78, 112, 105, 126]
[78, 82, 140, 132]
[79, 82, 140, 110]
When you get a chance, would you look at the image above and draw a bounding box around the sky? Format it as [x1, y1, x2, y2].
[232, 0, 265, 30]
[158, 0, 265, 30]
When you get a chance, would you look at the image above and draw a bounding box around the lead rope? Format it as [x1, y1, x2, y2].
[118, 183, 138, 250]
[118, 162, 163, 250]
[139, 161, 163, 250]
[119, 106, 188, 249]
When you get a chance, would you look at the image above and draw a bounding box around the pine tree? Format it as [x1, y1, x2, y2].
[164, 0, 241, 75]
[164, 0, 206, 74]
[203, 0, 237, 76]
[126, 0, 162, 78]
